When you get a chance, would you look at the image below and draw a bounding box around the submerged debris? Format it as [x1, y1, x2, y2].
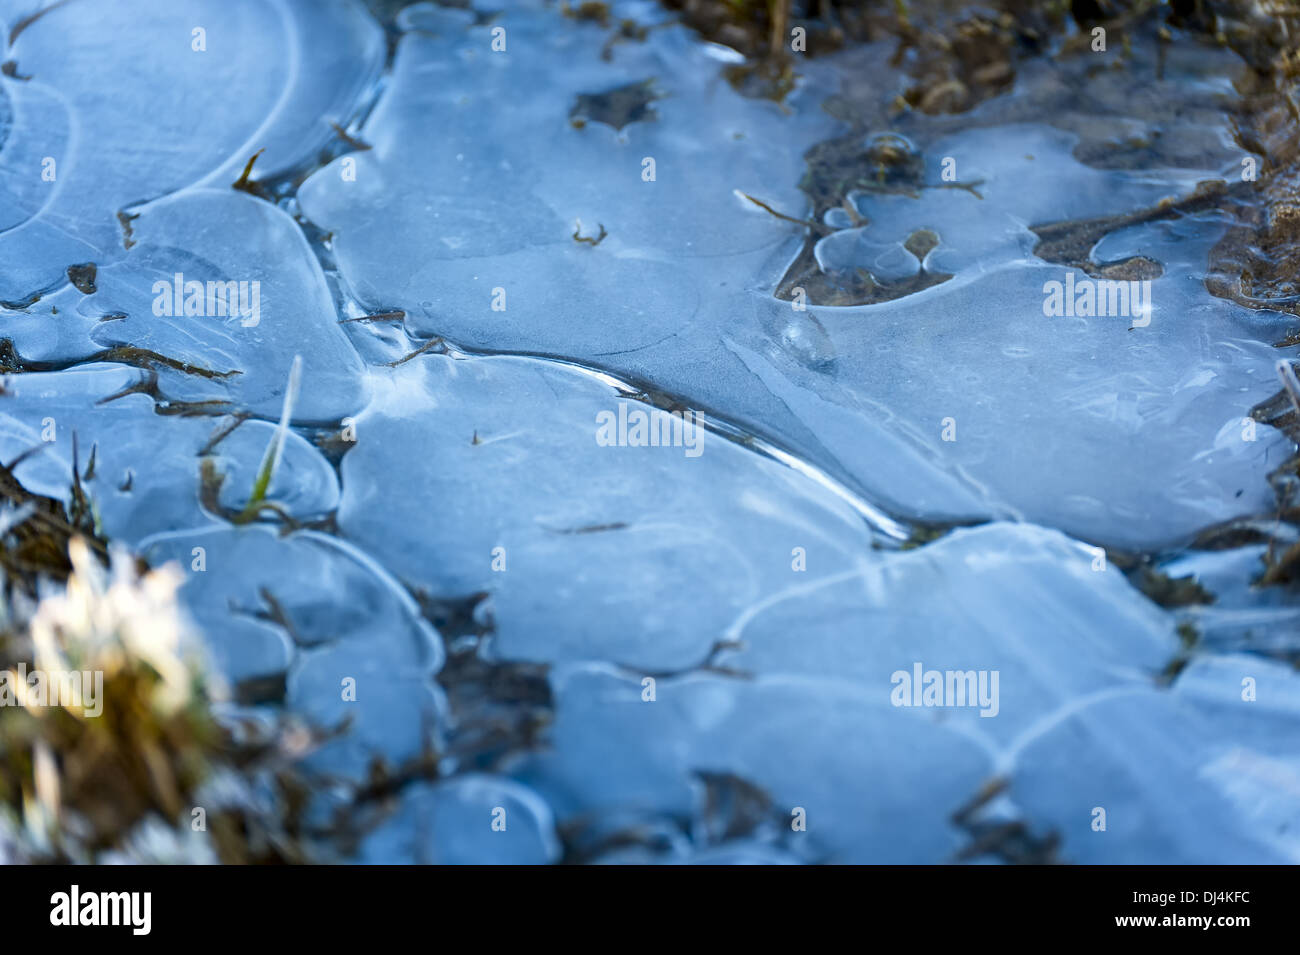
[0, 338, 239, 382]
[600, 16, 651, 61]
[116, 210, 138, 250]
[569, 79, 660, 131]
[65, 263, 96, 295]
[329, 122, 372, 152]
[561, 0, 610, 27]
[0, 461, 104, 592]
[232, 148, 267, 196]
[770, 132, 968, 305]
[723, 59, 797, 103]
[951, 777, 1064, 865]
[572, 220, 608, 246]
[1128, 564, 1215, 608]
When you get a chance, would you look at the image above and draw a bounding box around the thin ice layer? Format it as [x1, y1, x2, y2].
[300, 0, 1288, 548]
[0, 0, 383, 303]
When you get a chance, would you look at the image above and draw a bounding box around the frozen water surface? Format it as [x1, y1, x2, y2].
[138, 524, 446, 780]
[0, 0, 1296, 863]
[336, 353, 888, 670]
[356, 775, 561, 864]
[0, 0, 383, 304]
[83, 189, 368, 418]
[299, 4, 1288, 548]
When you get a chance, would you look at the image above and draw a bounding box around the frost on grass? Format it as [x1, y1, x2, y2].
[0, 529, 309, 864]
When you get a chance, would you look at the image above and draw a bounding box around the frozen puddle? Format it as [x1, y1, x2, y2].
[0, 0, 1296, 862]
[0, 0, 383, 304]
[298, 2, 1289, 549]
